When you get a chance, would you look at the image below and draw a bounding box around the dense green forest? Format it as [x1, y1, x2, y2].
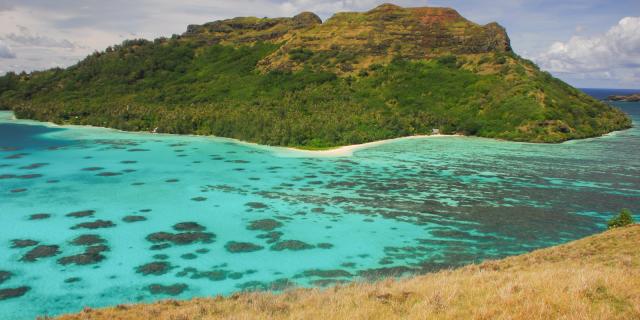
[0, 5, 632, 148]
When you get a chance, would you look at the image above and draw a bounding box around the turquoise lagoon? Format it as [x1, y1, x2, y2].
[0, 101, 639, 319]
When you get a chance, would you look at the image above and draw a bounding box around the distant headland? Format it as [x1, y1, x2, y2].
[607, 93, 640, 102]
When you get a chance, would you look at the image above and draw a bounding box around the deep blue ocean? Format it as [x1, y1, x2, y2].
[0, 88, 638, 319]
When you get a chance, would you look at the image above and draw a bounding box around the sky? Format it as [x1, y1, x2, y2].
[0, 0, 638, 89]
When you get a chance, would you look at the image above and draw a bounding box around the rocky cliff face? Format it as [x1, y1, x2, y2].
[183, 12, 322, 45]
[183, 3, 511, 74]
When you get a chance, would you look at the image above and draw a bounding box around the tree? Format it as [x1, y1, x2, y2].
[607, 209, 635, 229]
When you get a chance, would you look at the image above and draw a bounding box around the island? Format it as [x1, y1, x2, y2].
[607, 93, 640, 102]
[0, 4, 632, 149]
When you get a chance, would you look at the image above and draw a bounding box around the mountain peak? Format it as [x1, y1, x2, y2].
[257, 4, 512, 73]
[369, 3, 403, 12]
[293, 12, 322, 27]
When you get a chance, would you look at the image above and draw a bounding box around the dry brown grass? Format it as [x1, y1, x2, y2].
[55, 225, 640, 320]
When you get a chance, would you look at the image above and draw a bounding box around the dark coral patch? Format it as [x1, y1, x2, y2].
[229, 272, 244, 280]
[153, 254, 169, 260]
[173, 222, 205, 232]
[127, 148, 150, 152]
[70, 234, 105, 246]
[245, 202, 268, 209]
[57, 245, 109, 266]
[21, 245, 61, 262]
[66, 210, 96, 218]
[4, 153, 29, 159]
[18, 163, 48, 170]
[191, 196, 207, 202]
[96, 172, 122, 177]
[147, 283, 187, 296]
[146, 231, 215, 246]
[180, 253, 197, 260]
[82, 167, 104, 171]
[18, 174, 43, 179]
[150, 243, 171, 251]
[121, 160, 137, 164]
[0, 174, 16, 179]
[195, 248, 209, 254]
[71, 220, 115, 230]
[10, 188, 27, 193]
[64, 277, 81, 283]
[297, 269, 352, 278]
[236, 278, 293, 291]
[317, 243, 334, 249]
[247, 219, 282, 231]
[0, 271, 12, 285]
[270, 240, 314, 251]
[136, 261, 173, 276]
[11, 239, 39, 248]
[140, 209, 152, 213]
[256, 231, 283, 244]
[122, 215, 147, 223]
[131, 182, 145, 186]
[165, 179, 179, 183]
[0, 287, 30, 301]
[29, 213, 51, 220]
[225, 241, 264, 253]
[176, 267, 227, 281]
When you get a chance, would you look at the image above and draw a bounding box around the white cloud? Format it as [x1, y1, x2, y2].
[0, 40, 16, 58]
[536, 16, 640, 85]
[4, 25, 76, 48]
[278, 0, 383, 16]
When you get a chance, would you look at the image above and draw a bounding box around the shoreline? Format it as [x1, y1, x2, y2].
[0, 111, 463, 157]
[0, 110, 632, 157]
[282, 134, 462, 157]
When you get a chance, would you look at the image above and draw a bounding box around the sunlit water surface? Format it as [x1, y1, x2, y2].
[0, 99, 638, 319]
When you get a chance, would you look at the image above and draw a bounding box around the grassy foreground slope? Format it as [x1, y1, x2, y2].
[56, 225, 640, 320]
[0, 4, 632, 148]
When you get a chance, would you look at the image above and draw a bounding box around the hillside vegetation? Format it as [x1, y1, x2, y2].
[54, 225, 640, 320]
[0, 4, 631, 148]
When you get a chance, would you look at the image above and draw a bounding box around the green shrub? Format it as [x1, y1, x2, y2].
[607, 209, 635, 229]
[289, 48, 314, 61]
[436, 55, 457, 68]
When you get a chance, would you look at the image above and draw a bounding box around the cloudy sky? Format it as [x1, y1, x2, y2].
[0, 0, 638, 88]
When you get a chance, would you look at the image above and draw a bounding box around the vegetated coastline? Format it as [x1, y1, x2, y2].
[1, 110, 459, 157]
[54, 225, 640, 320]
[607, 93, 640, 102]
[0, 4, 632, 148]
[5, 110, 631, 158]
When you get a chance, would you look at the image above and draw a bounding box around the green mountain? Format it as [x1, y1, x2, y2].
[0, 4, 631, 148]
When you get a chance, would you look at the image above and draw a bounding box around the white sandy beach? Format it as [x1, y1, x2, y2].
[281, 134, 461, 157]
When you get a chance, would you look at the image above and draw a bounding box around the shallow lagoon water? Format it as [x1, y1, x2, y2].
[1, 102, 639, 319]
